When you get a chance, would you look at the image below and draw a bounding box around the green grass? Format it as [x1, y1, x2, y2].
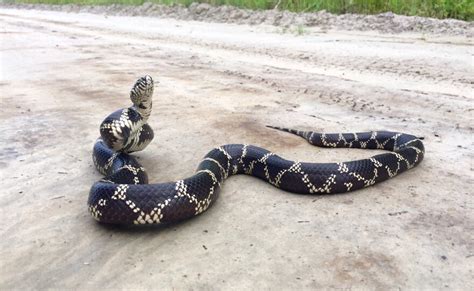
[10, 0, 474, 20]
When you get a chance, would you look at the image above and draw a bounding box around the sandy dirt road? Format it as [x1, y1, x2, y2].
[0, 8, 473, 290]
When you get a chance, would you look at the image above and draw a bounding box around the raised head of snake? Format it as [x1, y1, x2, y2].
[130, 75, 154, 122]
[99, 75, 155, 153]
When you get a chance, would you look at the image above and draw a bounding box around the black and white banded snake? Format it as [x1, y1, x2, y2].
[88, 76, 425, 225]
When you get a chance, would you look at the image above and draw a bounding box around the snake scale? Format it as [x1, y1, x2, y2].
[88, 76, 425, 225]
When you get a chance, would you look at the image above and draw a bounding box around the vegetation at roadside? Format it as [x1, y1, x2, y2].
[10, 0, 474, 20]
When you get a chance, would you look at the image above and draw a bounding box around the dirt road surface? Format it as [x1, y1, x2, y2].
[1, 8, 473, 290]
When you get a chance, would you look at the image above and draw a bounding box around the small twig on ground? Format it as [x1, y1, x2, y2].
[51, 195, 65, 200]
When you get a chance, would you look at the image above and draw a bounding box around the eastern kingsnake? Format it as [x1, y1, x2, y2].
[88, 76, 425, 225]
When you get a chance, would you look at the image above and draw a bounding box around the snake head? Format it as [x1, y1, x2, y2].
[130, 75, 154, 121]
[99, 76, 156, 153]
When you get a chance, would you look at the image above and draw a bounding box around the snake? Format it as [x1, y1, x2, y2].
[88, 76, 425, 225]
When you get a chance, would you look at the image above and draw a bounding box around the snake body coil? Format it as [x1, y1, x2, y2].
[88, 76, 425, 225]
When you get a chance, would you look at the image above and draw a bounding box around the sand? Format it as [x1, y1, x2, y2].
[0, 7, 473, 290]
